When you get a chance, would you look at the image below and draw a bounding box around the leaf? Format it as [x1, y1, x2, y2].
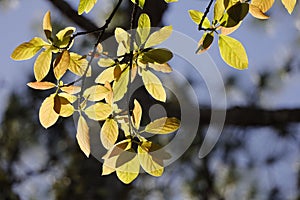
[115, 28, 130, 44]
[27, 81, 56, 90]
[114, 65, 122, 81]
[145, 117, 180, 134]
[148, 63, 172, 73]
[165, 0, 178, 2]
[54, 27, 76, 49]
[84, 102, 112, 121]
[138, 143, 164, 177]
[103, 139, 132, 159]
[131, 0, 145, 8]
[34, 48, 52, 81]
[60, 85, 81, 94]
[218, 34, 248, 70]
[116, 154, 140, 184]
[69, 53, 89, 76]
[251, 0, 275, 12]
[54, 94, 74, 117]
[76, 115, 90, 157]
[141, 70, 166, 102]
[78, 0, 98, 14]
[113, 67, 129, 102]
[144, 26, 173, 48]
[249, 4, 269, 19]
[11, 37, 47, 60]
[220, 2, 249, 28]
[43, 11, 52, 40]
[214, 0, 225, 21]
[53, 50, 70, 80]
[83, 85, 110, 101]
[188, 10, 210, 28]
[39, 94, 59, 129]
[101, 119, 119, 149]
[221, 21, 242, 35]
[95, 67, 115, 84]
[196, 32, 214, 54]
[132, 99, 142, 130]
[98, 58, 115, 67]
[142, 48, 173, 64]
[281, 0, 296, 14]
[58, 92, 77, 103]
[137, 13, 151, 45]
[102, 156, 117, 175]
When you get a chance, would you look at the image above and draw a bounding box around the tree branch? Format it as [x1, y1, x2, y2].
[200, 107, 300, 126]
[198, 0, 215, 31]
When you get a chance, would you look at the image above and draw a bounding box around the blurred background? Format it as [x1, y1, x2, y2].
[0, 0, 300, 199]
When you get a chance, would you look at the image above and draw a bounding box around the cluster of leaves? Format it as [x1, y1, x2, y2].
[11, 7, 180, 184]
[189, 0, 297, 70]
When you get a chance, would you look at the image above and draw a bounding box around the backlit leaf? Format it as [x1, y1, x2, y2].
[53, 50, 70, 80]
[148, 63, 172, 73]
[145, 117, 180, 134]
[83, 85, 110, 101]
[251, 0, 275, 12]
[144, 26, 172, 48]
[221, 2, 249, 28]
[104, 139, 132, 159]
[116, 154, 140, 184]
[115, 28, 130, 44]
[221, 21, 242, 35]
[54, 27, 76, 49]
[113, 67, 129, 102]
[78, 0, 97, 14]
[58, 92, 77, 103]
[102, 156, 117, 175]
[131, 0, 145, 8]
[69, 53, 90, 76]
[165, 0, 178, 2]
[54, 95, 74, 117]
[27, 81, 56, 90]
[34, 49, 52, 81]
[43, 11, 52, 40]
[84, 102, 112, 121]
[218, 34, 248, 70]
[98, 58, 115, 67]
[137, 13, 151, 45]
[281, 0, 296, 14]
[214, 0, 225, 21]
[60, 85, 81, 94]
[142, 48, 173, 64]
[188, 10, 210, 28]
[76, 115, 90, 157]
[132, 99, 142, 130]
[138, 143, 164, 176]
[141, 70, 166, 102]
[39, 94, 59, 129]
[196, 32, 214, 54]
[249, 4, 269, 19]
[101, 119, 119, 149]
[11, 37, 47, 60]
[95, 67, 115, 84]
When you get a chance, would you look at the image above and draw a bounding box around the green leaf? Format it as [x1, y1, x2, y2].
[141, 70, 166, 102]
[84, 102, 113, 121]
[220, 2, 249, 28]
[142, 48, 173, 64]
[144, 26, 173, 48]
[137, 13, 151, 45]
[145, 117, 180, 134]
[281, 0, 296, 14]
[101, 119, 119, 149]
[76, 115, 90, 157]
[34, 48, 52, 81]
[78, 0, 98, 15]
[11, 37, 47, 60]
[188, 10, 211, 28]
[113, 67, 130, 102]
[218, 34, 248, 70]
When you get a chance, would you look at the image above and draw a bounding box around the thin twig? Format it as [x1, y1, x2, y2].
[198, 0, 215, 31]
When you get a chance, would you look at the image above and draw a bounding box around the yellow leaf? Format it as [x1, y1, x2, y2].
[281, 0, 296, 14]
[251, 0, 275, 12]
[60, 85, 81, 94]
[138, 143, 164, 177]
[11, 37, 47, 60]
[145, 117, 180, 134]
[103, 139, 132, 159]
[113, 67, 129, 102]
[78, 0, 97, 14]
[196, 32, 214, 54]
[27, 81, 56, 90]
[137, 13, 151, 45]
[54, 95, 74, 117]
[116, 154, 140, 184]
[98, 58, 115, 67]
[104, 81, 114, 105]
[249, 4, 269, 19]
[76, 115, 90, 157]
[221, 21, 242, 35]
[115, 27, 130, 44]
[53, 50, 70, 80]
[69, 53, 90, 76]
[102, 156, 117, 175]
[131, 63, 138, 82]
[188, 10, 211, 28]
[39, 94, 59, 129]
[95, 67, 115, 84]
[218, 34, 248, 70]
[141, 70, 166, 102]
[132, 99, 142, 130]
[34, 48, 52, 81]
[58, 92, 77, 103]
[43, 11, 52, 40]
[148, 63, 172, 73]
[83, 85, 110, 101]
[101, 119, 119, 149]
[214, 0, 225, 21]
[84, 102, 112, 121]
[144, 26, 172, 49]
